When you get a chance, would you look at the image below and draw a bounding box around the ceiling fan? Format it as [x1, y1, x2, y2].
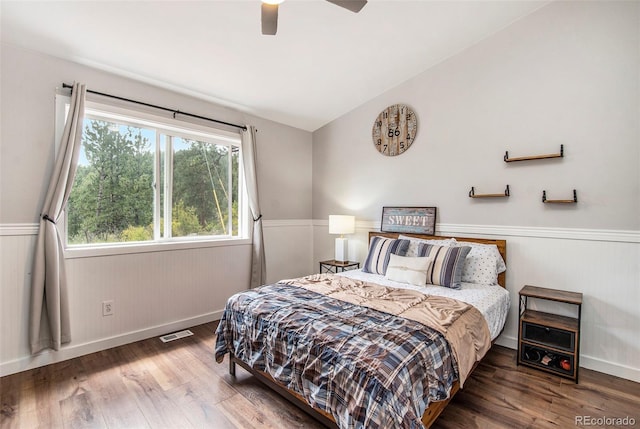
[261, 0, 368, 35]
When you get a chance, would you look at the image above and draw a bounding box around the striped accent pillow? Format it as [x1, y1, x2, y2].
[362, 237, 410, 275]
[417, 243, 471, 289]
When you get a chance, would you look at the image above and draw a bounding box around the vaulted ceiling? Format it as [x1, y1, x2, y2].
[1, 0, 547, 131]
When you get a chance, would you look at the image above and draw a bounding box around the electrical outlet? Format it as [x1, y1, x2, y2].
[102, 300, 114, 316]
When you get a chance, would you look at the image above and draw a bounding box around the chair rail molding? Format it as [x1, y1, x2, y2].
[312, 219, 639, 244]
[0, 223, 39, 236]
[5, 220, 638, 243]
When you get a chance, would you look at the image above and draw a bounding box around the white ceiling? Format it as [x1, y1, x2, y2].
[1, 0, 547, 131]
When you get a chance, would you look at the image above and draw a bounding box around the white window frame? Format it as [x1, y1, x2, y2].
[55, 94, 251, 259]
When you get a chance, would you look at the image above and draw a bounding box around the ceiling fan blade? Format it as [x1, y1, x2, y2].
[325, 0, 367, 13]
[261, 3, 279, 35]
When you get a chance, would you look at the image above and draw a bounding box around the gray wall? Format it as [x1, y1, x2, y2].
[312, 1, 640, 382]
[0, 44, 312, 223]
[312, 1, 639, 230]
[0, 43, 313, 374]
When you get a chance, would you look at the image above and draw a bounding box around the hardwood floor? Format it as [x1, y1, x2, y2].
[1, 322, 639, 428]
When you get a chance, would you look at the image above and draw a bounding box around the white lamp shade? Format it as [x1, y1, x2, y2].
[329, 215, 355, 235]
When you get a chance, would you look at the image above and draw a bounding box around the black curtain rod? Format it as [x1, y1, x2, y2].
[62, 83, 247, 131]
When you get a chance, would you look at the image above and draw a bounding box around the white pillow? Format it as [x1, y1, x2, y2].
[451, 240, 506, 285]
[384, 254, 433, 286]
[398, 234, 456, 257]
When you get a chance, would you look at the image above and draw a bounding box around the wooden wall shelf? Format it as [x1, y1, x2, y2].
[505, 145, 564, 162]
[469, 185, 510, 198]
[542, 189, 577, 203]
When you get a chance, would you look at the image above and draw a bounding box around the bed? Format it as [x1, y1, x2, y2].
[214, 232, 509, 428]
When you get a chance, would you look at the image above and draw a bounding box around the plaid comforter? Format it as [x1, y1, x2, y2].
[214, 281, 459, 429]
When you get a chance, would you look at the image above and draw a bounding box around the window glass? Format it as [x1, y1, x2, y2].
[171, 137, 230, 238]
[65, 103, 243, 247]
[67, 119, 155, 244]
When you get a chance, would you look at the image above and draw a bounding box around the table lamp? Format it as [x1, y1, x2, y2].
[329, 215, 355, 262]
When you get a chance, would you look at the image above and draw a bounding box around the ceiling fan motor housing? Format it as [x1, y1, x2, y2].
[261, 0, 367, 35]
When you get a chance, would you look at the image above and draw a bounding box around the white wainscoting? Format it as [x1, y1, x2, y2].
[314, 220, 640, 383]
[0, 224, 252, 376]
[0, 220, 313, 377]
[2, 221, 638, 383]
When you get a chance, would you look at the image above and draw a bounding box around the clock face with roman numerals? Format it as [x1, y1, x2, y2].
[371, 104, 418, 156]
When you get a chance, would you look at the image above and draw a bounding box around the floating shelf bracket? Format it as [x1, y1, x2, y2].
[505, 145, 564, 162]
[542, 189, 577, 203]
[469, 185, 510, 198]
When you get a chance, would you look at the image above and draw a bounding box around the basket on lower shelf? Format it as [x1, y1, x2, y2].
[521, 344, 574, 375]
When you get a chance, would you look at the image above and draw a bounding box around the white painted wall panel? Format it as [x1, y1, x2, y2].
[0, 220, 316, 376]
[2, 221, 638, 383]
[497, 235, 639, 378]
[0, 227, 253, 376]
[313, 220, 640, 382]
[65, 243, 251, 344]
[0, 234, 37, 364]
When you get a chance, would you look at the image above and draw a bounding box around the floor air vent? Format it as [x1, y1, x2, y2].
[159, 329, 194, 343]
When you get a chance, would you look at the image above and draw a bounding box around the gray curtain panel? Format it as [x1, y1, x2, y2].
[241, 125, 266, 288]
[29, 82, 86, 354]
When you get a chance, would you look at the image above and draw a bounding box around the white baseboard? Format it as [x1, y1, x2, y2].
[493, 334, 640, 383]
[0, 310, 223, 377]
[494, 333, 518, 350]
[578, 355, 640, 383]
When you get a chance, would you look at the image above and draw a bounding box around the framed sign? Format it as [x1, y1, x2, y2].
[380, 207, 437, 235]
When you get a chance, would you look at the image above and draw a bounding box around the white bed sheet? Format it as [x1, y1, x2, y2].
[337, 269, 510, 340]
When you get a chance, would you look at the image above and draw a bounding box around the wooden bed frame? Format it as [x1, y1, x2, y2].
[227, 232, 507, 428]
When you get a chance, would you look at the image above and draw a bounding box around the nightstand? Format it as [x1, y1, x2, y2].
[518, 285, 583, 382]
[319, 260, 360, 274]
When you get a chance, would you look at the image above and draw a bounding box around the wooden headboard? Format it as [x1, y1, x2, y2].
[368, 231, 507, 288]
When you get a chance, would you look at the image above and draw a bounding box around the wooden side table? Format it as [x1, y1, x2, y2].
[319, 260, 360, 274]
[518, 285, 583, 382]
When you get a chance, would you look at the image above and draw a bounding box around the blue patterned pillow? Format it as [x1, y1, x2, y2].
[362, 237, 410, 275]
[416, 243, 471, 289]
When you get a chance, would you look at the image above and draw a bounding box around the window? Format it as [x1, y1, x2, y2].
[61, 98, 246, 250]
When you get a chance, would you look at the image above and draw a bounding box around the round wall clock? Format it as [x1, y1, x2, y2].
[371, 104, 418, 156]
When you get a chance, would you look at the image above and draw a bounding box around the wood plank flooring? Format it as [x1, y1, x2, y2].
[1, 322, 639, 428]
